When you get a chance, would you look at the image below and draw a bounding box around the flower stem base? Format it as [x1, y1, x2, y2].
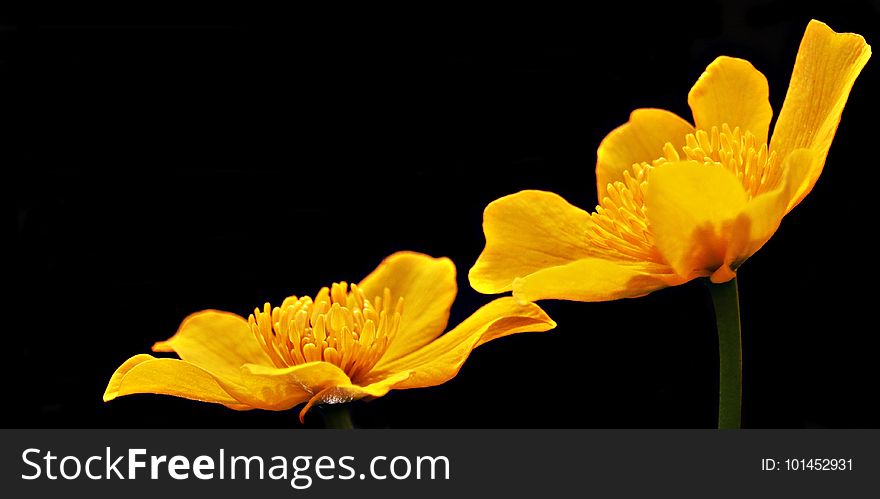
[320, 404, 354, 429]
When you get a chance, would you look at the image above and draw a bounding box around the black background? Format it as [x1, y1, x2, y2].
[6, 0, 879, 428]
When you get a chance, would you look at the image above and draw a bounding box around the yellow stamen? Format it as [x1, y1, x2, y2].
[677, 124, 780, 197]
[247, 281, 402, 382]
[585, 123, 781, 263]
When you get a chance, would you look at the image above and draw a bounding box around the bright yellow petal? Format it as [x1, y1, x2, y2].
[237, 361, 352, 411]
[371, 297, 555, 388]
[297, 371, 414, 422]
[770, 20, 871, 209]
[687, 56, 773, 144]
[469, 190, 595, 295]
[645, 161, 748, 280]
[103, 354, 243, 406]
[725, 149, 817, 270]
[596, 108, 694, 197]
[357, 251, 457, 362]
[511, 258, 684, 302]
[152, 310, 273, 382]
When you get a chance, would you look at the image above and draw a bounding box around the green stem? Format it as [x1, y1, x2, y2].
[321, 404, 354, 429]
[708, 278, 742, 429]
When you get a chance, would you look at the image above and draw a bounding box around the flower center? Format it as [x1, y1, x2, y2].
[675, 124, 781, 197]
[585, 124, 781, 264]
[248, 282, 403, 382]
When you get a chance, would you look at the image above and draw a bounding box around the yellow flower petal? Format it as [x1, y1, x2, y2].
[687, 56, 773, 144]
[357, 251, 457, 362]
[645, 161, 748, 280]
[512, 258, 683, 302]
[725, 149, 817, 271]
[596, 108, 694, 197]
[469, 190, 595, 294]
[770, 20, 871, 209]
[237, 361, 353, 411]
[371, 297, 555, 388]
[297, 371, 414, 422]
[103, 354, 242, 406]
[152, 310, 273, 382]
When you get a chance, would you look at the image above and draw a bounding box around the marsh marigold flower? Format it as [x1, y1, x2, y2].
[104, 252, 555, 421]
[469, 20, 870, 302]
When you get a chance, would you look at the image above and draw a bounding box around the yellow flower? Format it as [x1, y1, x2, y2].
[104, 252, 555, 421]
[469, 20, 870, 302]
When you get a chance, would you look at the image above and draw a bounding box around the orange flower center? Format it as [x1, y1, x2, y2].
[248, 282, 403, 382]
[585, 124, 781, 264]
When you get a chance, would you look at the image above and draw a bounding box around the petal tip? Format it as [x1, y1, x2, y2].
[467, 265, 512, 295]
[151, 341, 173, 352]
[103, 354, 156, 404]
[377, 250, 456, 269]
[808, 19, 870, 43]
[806, 19, 871, 57]
[710, 266, 737, 284]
